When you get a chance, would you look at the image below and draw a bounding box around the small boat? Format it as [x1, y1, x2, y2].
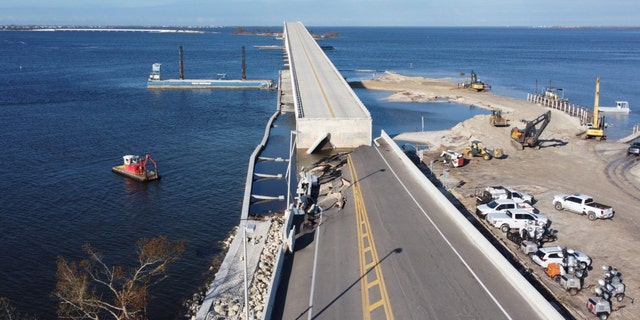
[599, 101, 630, 114]
[112, 154, 160, 182]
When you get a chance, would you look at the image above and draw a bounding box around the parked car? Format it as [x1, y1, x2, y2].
[531, 246, 592, 269]
[628, 141, 640, 156]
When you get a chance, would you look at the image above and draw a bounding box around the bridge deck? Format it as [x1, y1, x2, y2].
[285, 22, 370, 119]
[275, 142, 564, 319]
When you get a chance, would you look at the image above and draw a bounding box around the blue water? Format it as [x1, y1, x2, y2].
[323, 27, 640, 138]
[1, 27, 639, 318]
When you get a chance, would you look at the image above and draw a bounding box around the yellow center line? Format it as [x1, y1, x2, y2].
[293, 27, 336, 118]
[348, 154, 394, 320]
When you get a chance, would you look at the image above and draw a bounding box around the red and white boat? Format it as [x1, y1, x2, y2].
[112, 154, 160, 181]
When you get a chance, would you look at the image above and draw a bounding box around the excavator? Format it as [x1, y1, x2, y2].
[464, 70, 491, 92]
[510, 110, 551, 150]
[584, 76, 606, 141]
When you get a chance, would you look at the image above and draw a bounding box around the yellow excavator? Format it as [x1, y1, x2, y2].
[465, 70, 491, 92]
[584, 76, 606, 141]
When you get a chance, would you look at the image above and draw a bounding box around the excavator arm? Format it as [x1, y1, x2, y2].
[526, 111, 551, 142]
[511, 111, 551, 149]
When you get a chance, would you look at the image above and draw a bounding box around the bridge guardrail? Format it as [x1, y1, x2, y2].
[283, 23, 304, 119]
[376, 130, 564, 320]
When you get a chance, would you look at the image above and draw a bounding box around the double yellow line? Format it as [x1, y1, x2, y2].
[348, 155, 394, 320]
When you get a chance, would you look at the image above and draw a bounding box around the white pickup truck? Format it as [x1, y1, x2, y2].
[486, 209, 549, 233]
[475, 198, 538, 218]
[476, 186, 534, 205]
[552, 193, 614, 221]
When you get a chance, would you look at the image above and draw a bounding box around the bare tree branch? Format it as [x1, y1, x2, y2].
[52, 236, 186, 320]
[0, 297, 39, 320]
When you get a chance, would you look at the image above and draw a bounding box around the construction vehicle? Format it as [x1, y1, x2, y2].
[584, 76, 607, 141]
[440, 150, 465, 167]
[489, 109, 509, 126]
[470, 70, 490, 91]
[461, 70, 491, 92]
[510, 111, 551, 150]
[464, 140, 502, 160]
[464, 140, 492, 160]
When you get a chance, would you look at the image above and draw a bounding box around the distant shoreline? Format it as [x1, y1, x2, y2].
[2, 27, 208, 33]
[4, 25, 640, 34]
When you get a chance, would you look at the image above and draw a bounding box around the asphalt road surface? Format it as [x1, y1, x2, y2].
[275, 142, 560, 319]
[285, 22, 368, 119]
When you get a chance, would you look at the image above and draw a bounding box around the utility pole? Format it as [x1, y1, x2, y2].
[241, 46, 246, 80]
[179, 45, 184, 80]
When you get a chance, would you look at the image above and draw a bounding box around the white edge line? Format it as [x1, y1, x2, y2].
[307, 223, 321, 319]
[373, 146, 513, 320]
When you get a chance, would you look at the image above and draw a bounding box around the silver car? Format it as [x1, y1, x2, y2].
[628, 142, 640, 156]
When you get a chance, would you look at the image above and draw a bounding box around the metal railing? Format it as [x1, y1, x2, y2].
[283, 23, 304, 119]
[527, 93, 590, 125]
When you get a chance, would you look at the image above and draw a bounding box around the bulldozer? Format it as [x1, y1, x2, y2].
[464, 140, 503, 160]
[510, 111, 551, 150]
[489, 109, 509, 127]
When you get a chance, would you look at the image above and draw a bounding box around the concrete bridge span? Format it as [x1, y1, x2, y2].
[283, 21, 372, 150]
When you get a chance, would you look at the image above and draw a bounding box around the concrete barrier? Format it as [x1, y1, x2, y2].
[240, 70, 285, 220]
[196, 70, 287, 320]
[296, 117, 372, 149]
[262, 211, 295, 320]
[619, 123, 640, 143]
[376, 130, 564, 319]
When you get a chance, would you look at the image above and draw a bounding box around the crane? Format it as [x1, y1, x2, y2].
[584, 76, 606, 140]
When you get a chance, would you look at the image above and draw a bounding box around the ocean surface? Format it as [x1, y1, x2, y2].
[1, 26, 638, 319]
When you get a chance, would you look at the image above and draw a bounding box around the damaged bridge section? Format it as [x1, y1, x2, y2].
[284, 21, 372, 151]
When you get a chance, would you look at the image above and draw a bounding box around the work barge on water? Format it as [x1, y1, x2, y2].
[147, 46, 274, 89]
[112, 154, 160, 182]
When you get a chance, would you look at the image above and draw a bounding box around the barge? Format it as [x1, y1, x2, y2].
[112, 154, 160, 182]
[147, 46, 274, 89]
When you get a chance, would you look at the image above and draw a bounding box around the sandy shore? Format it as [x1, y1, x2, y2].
[361, 71, 584, 151]
[361, 71, 640, 319]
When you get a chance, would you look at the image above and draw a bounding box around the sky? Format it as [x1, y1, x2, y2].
[0, 0, 638, 27]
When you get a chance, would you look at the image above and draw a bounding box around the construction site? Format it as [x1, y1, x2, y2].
[363, 72, 640, 319]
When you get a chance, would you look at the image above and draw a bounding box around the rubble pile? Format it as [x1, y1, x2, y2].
[203, 216, 284, 320]
[245, 216, 284, 320]
[310, 152, 350, 212]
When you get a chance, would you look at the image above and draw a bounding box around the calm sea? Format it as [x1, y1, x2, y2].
[0, 27, 638, 319]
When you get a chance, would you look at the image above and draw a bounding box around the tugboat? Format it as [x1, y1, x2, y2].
[112, 154, 160, 182]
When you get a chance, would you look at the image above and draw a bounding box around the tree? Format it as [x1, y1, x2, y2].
[53, 236, 186, 320]
[0, 297, 39, 320]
